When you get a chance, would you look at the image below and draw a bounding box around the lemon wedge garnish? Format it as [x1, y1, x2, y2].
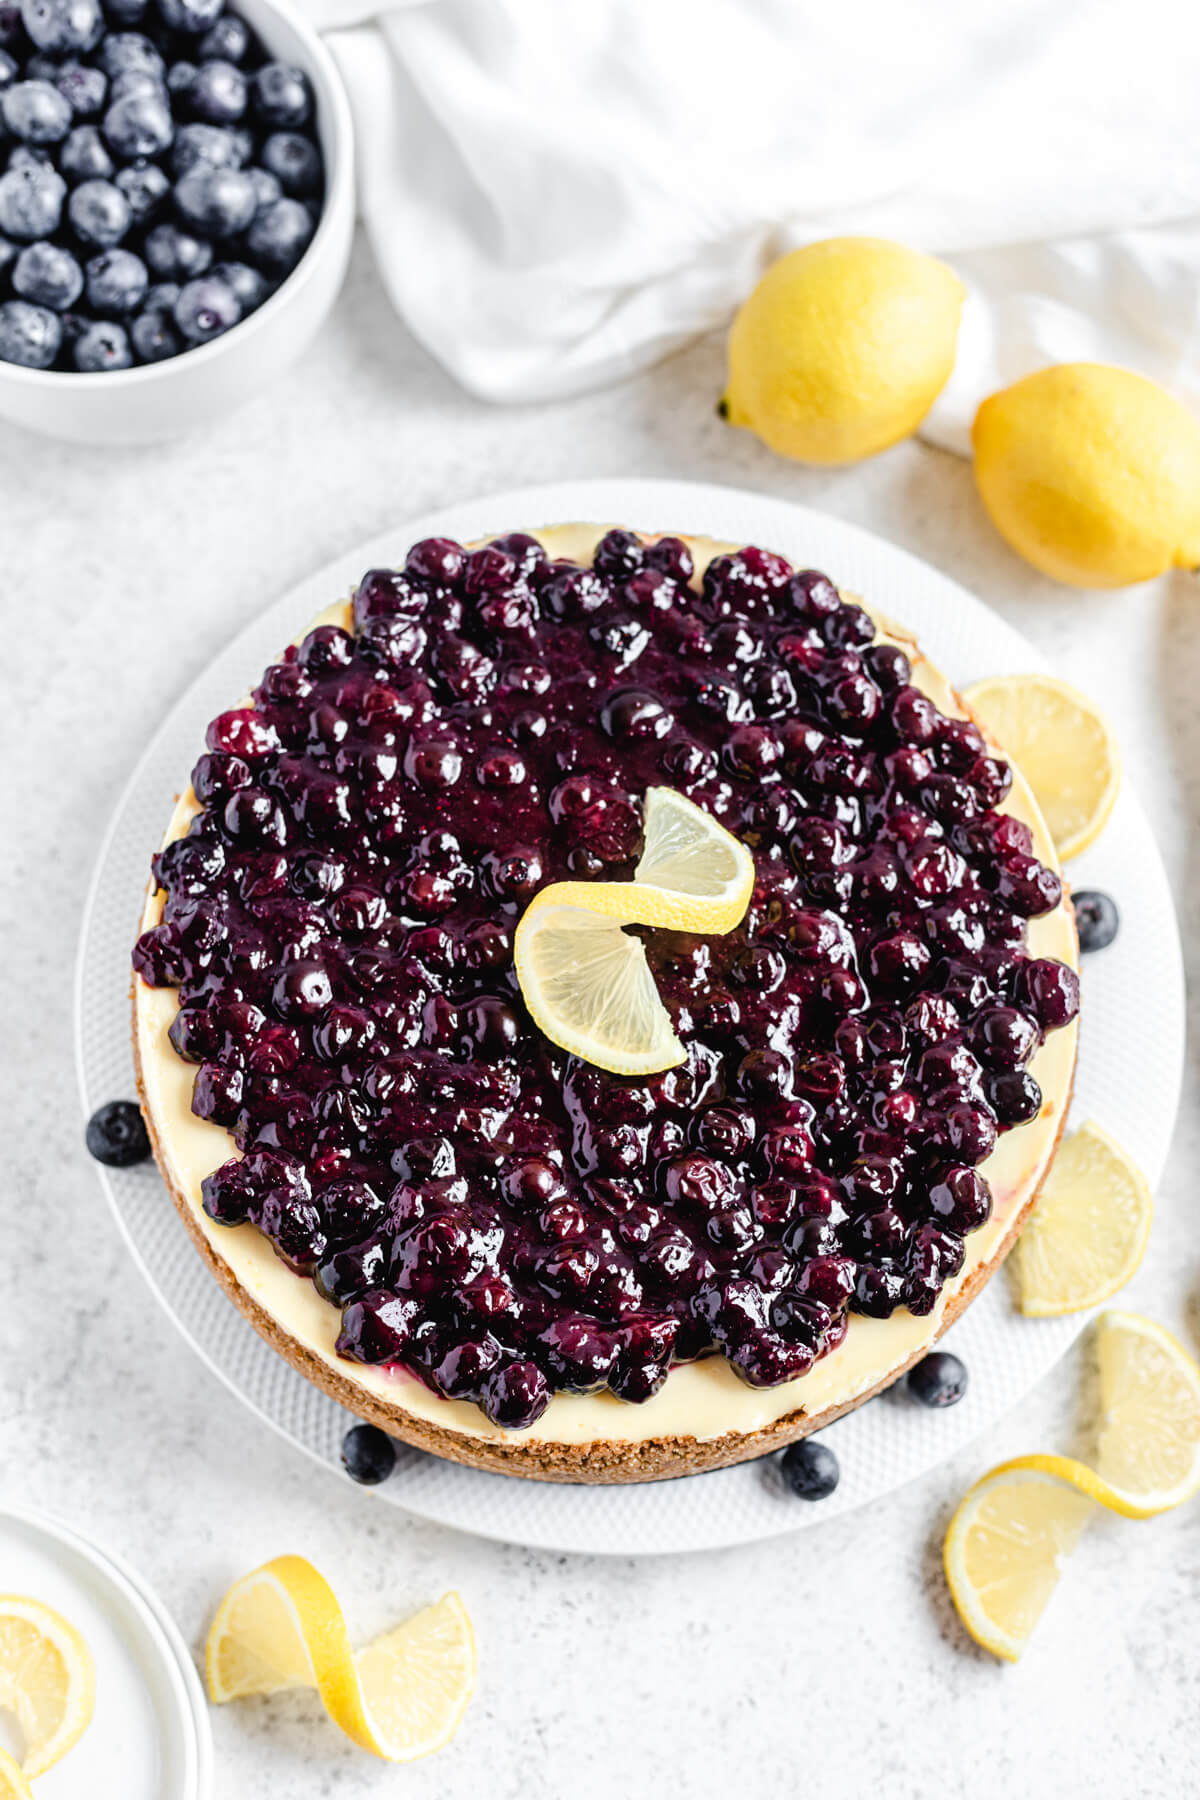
[206, 1556, 475, 1764]
[0, 1597, 95, 1778]
[1012, 1121, 1151, 1317]
[0, 1750, 32, 1799]
[1093, 1310, 1200, 1516]
[963, 672, 1120, 861]
[943, 1466, 1094, 1662]
[514, 787, 754, 1075]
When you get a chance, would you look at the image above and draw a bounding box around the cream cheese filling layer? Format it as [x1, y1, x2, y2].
[134, 526, 1078, 1448]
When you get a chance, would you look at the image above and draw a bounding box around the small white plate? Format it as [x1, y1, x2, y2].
[75, 477, 1186, 1557]
[0, 1504, 212, 1798]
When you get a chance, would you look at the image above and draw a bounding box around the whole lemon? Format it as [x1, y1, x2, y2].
[973, 363, 1200, 587]
[723, 237, 965, 465]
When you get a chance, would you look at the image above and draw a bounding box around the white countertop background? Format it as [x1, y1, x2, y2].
[3, 236, 1198, 1798]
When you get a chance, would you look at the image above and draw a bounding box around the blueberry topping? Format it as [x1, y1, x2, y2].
[86, 1098, 151, 1167]
[780, 1438, 840, 1499]
[1072, 889, 1119, 954]
[340, 1421, 396, 1485]
[907, 1349, 968, 1407]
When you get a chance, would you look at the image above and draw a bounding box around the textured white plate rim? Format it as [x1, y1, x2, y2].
[74, 476, 1186, 1558]
[0, 1501, 213, 1796]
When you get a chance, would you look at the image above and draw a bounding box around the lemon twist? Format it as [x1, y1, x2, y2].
[206, 1556, 475, 1764]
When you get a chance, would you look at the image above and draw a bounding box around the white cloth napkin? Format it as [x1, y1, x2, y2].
[303, 0, 1200, 452]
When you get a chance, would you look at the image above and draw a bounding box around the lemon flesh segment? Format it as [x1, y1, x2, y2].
[515, 893, 685, 1076]
[943, 1468, 1094, 1662]
[963, 673, 1120, 861]
[1093, 1311, 1200, 1516]
[0, 1597, 95, 1778]
[1012, 1120, 1151, 1317]
[0, 1750, 32, 1800]
[633, 785, 755, 933]
[207, 1558, 476, 1763]
[353, 1593, 476, 1764]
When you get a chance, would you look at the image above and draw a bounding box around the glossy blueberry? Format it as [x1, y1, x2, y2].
[170, 119, 242, 173]
[172, 269, 238, 342]
[166, 60, 196, 98]
[19, 0, 101, 53]
[85, 1099, 151, 1167]
[251, 60, 311, 128]
[54, 61, 107, 116]
[199, 14, 250, 61]
[211, 257, 264, 310]
[184, 57, 245, 123]
[173, 162, 255, 235]
[779, 1438, 840, 1500]
[12, 238, 80, 307]
[2, 78, 71, 141]
[143, 219, 211, 279]
[260, 128, 320, 196]
[102, 86, 172, 158]
[59, 122, 113, 181]
[129, 302, 178, 359]
[1073, 889, 1119, 954]
[907, 1350, 968, 1408]
[96, 30, 162, 79]
[246, 163, 279, 212]
[68, 175, 129, 245]
[84, 245, 146, 315]
[0, 293, 58, 362]
[246, 194, 312, 273]
[158, 0, 223, 32]
[114, 157, 168, 221]
[0, 160, 65, 239]
[72, 314, 130, 367]
[340, 1422, 396, 1485]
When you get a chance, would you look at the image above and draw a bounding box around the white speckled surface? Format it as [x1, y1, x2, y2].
[4, 235, 1200, 1796]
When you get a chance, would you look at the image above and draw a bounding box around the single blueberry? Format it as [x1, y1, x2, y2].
[12, 237, 81, 306]
[199, 13, 249, 62]
[130, 302, 177, 359]
[114, 156, 168, 221]
[0, 293, 59, 363]
[186, 57, 244, 123]
[96, 31, 162, 80]
[85, 1099, 151, 1166]
[246, 163, 279, 212]
[165, 59, 196, 97]
[67, 176, 129, 245]
[260, 128, 320, 196]
[2, 78, 72, 142]
[142, 276, 178, 311]
[54, 60, 107, 116]
[172, 269, 238, 342]
[158, 0, 223, 33]
[779, 1438, 840, 1500]
[907, 1350, 969, 1408]
[251, 60, 310, 128]
[211, 257, 264, 311]
[85, 244, 146, 314]
[1073, 890, 1119, 954]
[173, 162, 254, 235]
[59, 121, 113, 180]
[143, 218, 211, 279]
[246, 194, 312, 274]
[171, 119, 242, 173]
[73, 314, 130, 368]
[0, 160, 65, 238]
[340, 1423, 395, 1485]
[102, 87, 172, 157]
[19, 0, 101, 53]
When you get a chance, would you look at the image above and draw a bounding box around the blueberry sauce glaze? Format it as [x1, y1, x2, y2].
[134, 531, 1079, 1430]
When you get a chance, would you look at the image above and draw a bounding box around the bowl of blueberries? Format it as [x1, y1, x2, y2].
[0, 0, 352, 441]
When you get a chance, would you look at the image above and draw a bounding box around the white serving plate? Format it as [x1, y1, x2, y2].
[75, 477, 1185, 1556]
[0, 1504, 212, 1797]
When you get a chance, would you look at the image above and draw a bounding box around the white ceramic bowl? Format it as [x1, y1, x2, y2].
[0, 0, 354, 445]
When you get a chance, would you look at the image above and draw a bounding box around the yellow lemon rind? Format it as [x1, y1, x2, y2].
[942, 1466, 1093, 1663]
[0, 1596, 96, 1779]
[1012, 1120, 1152, 1318]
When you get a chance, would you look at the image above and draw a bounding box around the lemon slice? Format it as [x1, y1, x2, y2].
[0, 1597, 95, 1778]
[1094, 1311, 1200, 1515]
[207, 1556, 475, 1763]
[514, 892, 685, 1076]
[962, 672, 1120, 860]
[633, 786, 756, 933]
[0, 1750, 32, 1800]
[943, 1466, 1094, 1661]
[1012, 1121, 1151, 1317]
